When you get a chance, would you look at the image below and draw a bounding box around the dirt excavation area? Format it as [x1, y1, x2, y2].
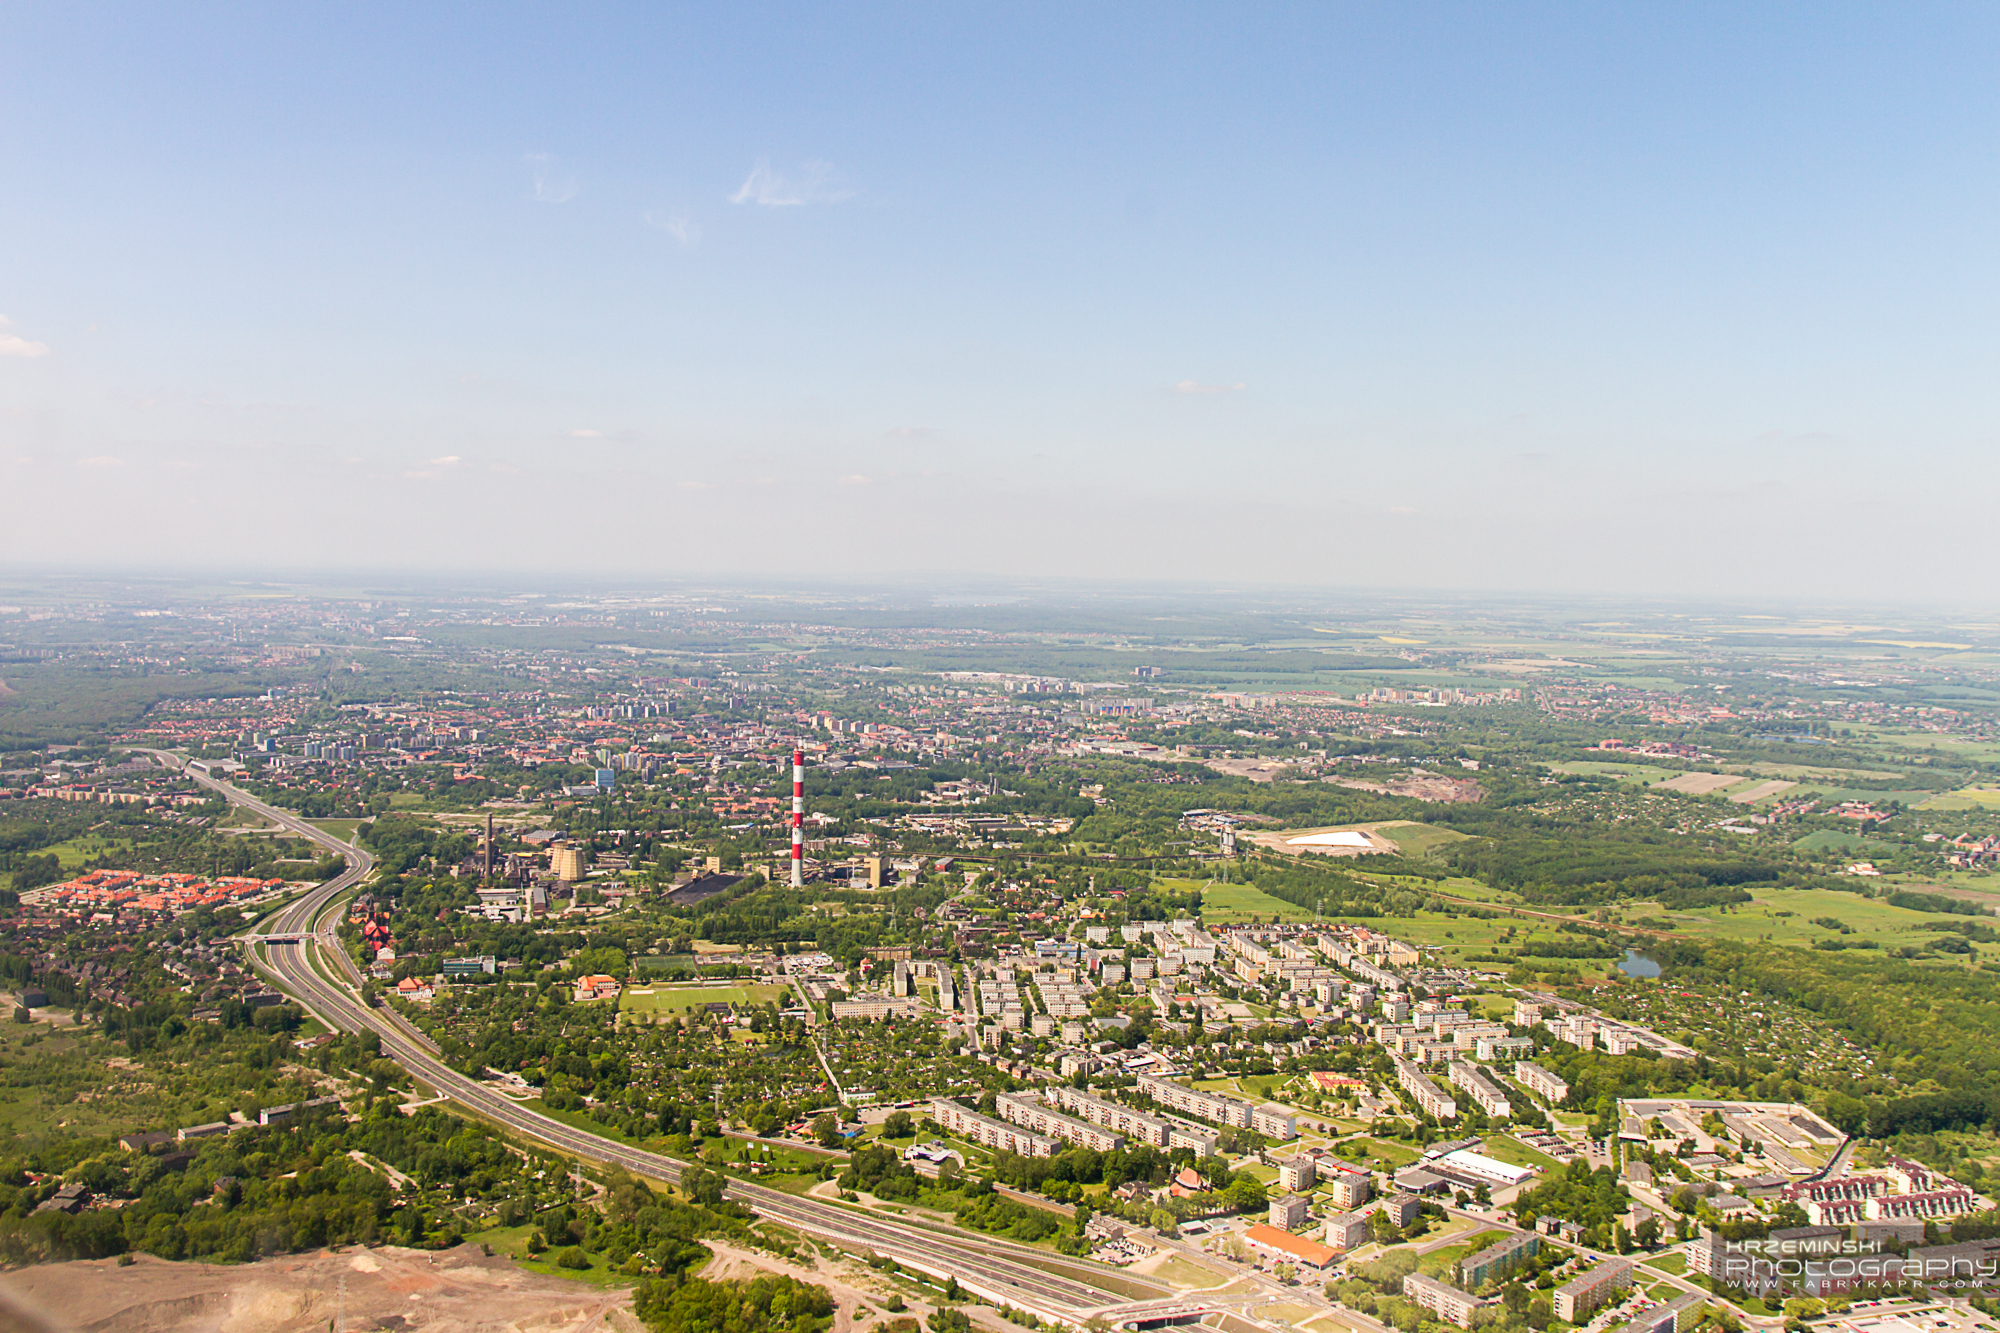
[0, 1244, 642, 1333]
[1323, 771, 1482, 802]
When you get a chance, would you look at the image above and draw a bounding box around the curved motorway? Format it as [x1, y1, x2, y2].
[146, 751, 1155, 1321]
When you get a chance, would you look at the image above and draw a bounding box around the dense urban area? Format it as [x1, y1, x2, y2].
[6, 579, 2000, 1333]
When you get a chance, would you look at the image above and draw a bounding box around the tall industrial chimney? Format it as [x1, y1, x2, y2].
[791, 748, 805, 887]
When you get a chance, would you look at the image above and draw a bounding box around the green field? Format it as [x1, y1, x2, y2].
[1638, 884, 1976, 950]
[308, 818, 364, 840]
[1917, 787, 2000, 811]
[1194, 881, 1319, 923]
[1480, 1134, 1564, 1171]
[1547, 761, 1682, 785]
[619, 984, 791, 1014]
[1373, 821, 1475, 858]
[1792, 830, 1900, 854]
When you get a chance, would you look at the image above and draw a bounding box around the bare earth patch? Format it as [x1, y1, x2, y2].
[0, 1244, 640, 1333]
[1322, 772, 1483, 803]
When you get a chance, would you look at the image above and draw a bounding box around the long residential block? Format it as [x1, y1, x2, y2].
[995, 1092, 1126, 1153]
[930, 1098, 1056, 1157]
[1048, 1084, 1172, 1147]
[1135, 1074, 1297, 1140]
[1514, 1061, 1570, 1103]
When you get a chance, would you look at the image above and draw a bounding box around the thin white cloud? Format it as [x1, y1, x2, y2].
[837, 474, 871, 487]
[0, 316, 49, 358]
[569, 429, 603, 439]
[1172, 380, 1246, 394]
[643, 211, 701, 246]
[429, 455, 462, 466]
[525, 153, 578, 204]
[887, 426, 940, 439]
[77, 456, 123, 470]
[729, 159, 853, 207]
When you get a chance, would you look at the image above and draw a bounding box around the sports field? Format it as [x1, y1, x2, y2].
[619, 984, 790, 1015]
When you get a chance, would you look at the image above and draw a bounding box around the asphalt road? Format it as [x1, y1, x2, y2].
[146, 752, 1151, 1320]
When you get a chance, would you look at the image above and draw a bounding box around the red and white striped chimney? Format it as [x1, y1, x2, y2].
[791, 748, 805, 887]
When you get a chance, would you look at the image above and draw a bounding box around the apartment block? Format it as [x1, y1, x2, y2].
[1514, 1062, 1570, 1103]
[1391, 1054, 1458, 1121]
[929, 1098, 1056, 1157]
[995, 1093, 1126, 1153]
[1047, 1085, 1171, 1147]
[1552, 1260, 1634, 1323]
[1405, 1273, 1480, 1328]
[1447, 1061, 1513, 1120]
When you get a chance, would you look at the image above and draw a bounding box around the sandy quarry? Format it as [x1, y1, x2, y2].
[0, 1235, 1039, 1333]
[1242, 825, 1400, 858]
[0, 1244, 642, 1333]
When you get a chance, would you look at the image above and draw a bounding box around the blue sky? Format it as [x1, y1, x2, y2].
[3, 4, 1997, 596]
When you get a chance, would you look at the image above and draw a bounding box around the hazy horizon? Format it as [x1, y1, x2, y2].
[6, 5, 1999, 599]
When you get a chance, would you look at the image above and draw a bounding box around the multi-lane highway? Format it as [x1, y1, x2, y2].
[144, 751, 1153, 1322]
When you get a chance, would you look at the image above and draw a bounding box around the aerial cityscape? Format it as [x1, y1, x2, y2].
[7, 4, 2000, 1333]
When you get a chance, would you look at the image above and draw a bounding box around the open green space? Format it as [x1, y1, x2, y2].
[1154, 1255, 1231, 1290]
[1643, 1252, 1687, 1275]
[1480, 1134, 1564, 1171]
[308, 817, 365, 840]
[466, 1221, 642, 1288]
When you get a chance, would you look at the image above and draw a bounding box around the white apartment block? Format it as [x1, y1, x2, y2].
[930, 1099, 1056, 1157]
[1136, 1075, 1298, 1140]
[1553, 1260, 1633, 1323]
[1514, 1062, 1570, 1103]
[1391, 1054, 1458, 1121]
[1448, 1061, 1514, 1120]
[1047, 1085, 1171, 1148]
[1405, 1273, 1480, 1328]
[996, 1093, 1126, 1153]
[1277, 1156, 1317, 1193]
